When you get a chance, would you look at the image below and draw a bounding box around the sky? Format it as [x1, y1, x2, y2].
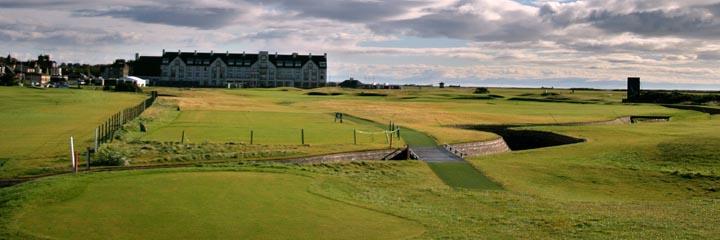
[1, 0, 720, 90]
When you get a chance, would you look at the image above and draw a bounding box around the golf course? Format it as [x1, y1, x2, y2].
[1, 86, 718, 239]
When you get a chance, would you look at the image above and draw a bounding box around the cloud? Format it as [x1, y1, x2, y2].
[0, 21, 140, 46]
[249, 0, 428, 23]
[0, 0, 85, 8]
[74, 5, 242, 29]
[369, 0, 551, 42]
[540, 1, 720, 39]
[1, 0, 719, 89]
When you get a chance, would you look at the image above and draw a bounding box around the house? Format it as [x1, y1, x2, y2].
[154, 50, 327, 88]
[26, 73, 51, 85]
[2, 55, 62, 82]
[103, 59, 129, 79]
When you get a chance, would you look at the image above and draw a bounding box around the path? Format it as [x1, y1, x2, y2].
[411, 146, 464, 163]
[397, 125, 502, 190]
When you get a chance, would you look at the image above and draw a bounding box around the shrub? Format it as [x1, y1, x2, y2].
[0, 73, 19, 86]
[114, 82, 142, 92]
[94, 146, 131, 166]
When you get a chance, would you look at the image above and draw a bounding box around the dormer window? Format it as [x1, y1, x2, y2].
[319, 62, 326, 67]
[162, 58, 169, 64]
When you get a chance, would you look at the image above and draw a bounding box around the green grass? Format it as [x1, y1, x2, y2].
[6, 169, 424, 239]
[0, 87, 147, 178]
[142, 110, 391, 145]
[426, 162, 502, 190]
[2, 86, 720, 238]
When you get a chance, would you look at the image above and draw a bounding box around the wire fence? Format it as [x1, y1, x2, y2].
[96, 91, 157, 146]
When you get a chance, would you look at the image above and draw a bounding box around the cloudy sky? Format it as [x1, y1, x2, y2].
[2, 0, 720, 89]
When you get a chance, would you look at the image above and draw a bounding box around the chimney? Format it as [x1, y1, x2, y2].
[178, 49, 181, 54]
[309, 53, 312, 57]
[210, 50, 214, 56]
[292, 52, 297, 58]
[324, 53, 327, 57]
[242, 51, 245, 57]
[135, 53, 139, 61]
[275, 52, 278, 58]
[162, 49, 165, 55]
[226, 51, 229, 56]
[194, 50, 197, 55]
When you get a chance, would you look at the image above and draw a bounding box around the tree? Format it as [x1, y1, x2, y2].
[473, 87, 489, 94]
[0, 73, 18, 86]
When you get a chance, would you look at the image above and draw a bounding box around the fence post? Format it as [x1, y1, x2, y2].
[354, 129, 357, 145]
[69, 136, 75, 173]
[86, 147, 91, 170]
[74, 151, 79, 174]
[301, 129, 305, 145]
[103, 122, 107, 143]
[250, 130, 254, 145]
[181, 130, 185, 143]
[389, 133, 393, 149]
[94, 127, 99, 152]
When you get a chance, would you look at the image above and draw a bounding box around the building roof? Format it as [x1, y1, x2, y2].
[162, 51, 327, 69]
[132, 56, 162, 77]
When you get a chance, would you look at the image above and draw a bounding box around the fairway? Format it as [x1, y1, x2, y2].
[142, 110, 392, 145]
[13, 171, 424, 239]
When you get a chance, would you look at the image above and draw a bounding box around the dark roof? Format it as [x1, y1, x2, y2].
[132, 56, 162, 77]
[162, 51, 326, 69]
[269, 53, 327, 69]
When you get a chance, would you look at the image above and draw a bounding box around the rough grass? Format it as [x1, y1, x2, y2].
[471, 118, 720, 202]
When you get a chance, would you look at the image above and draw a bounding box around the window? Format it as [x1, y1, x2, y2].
[162, 58, 169, 64]
[319, 62, 326, 67]
[203, 59, 210, 64]
[188, 59, 194, 64]
[294, 61, 301, 67]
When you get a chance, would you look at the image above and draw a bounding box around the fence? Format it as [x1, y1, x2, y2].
[96, 91, 158, 146]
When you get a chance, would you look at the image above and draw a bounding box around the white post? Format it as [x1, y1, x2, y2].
[70, 136, 76, 172]
[94, 128, 99, 152]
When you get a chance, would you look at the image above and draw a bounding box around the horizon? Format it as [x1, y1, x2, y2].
[2, 0, 720, 90]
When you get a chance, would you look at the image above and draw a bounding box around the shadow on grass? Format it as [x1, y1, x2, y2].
[426, 162, 502, 190]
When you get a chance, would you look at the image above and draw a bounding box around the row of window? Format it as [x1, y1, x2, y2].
[162, 58, 327, 69]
